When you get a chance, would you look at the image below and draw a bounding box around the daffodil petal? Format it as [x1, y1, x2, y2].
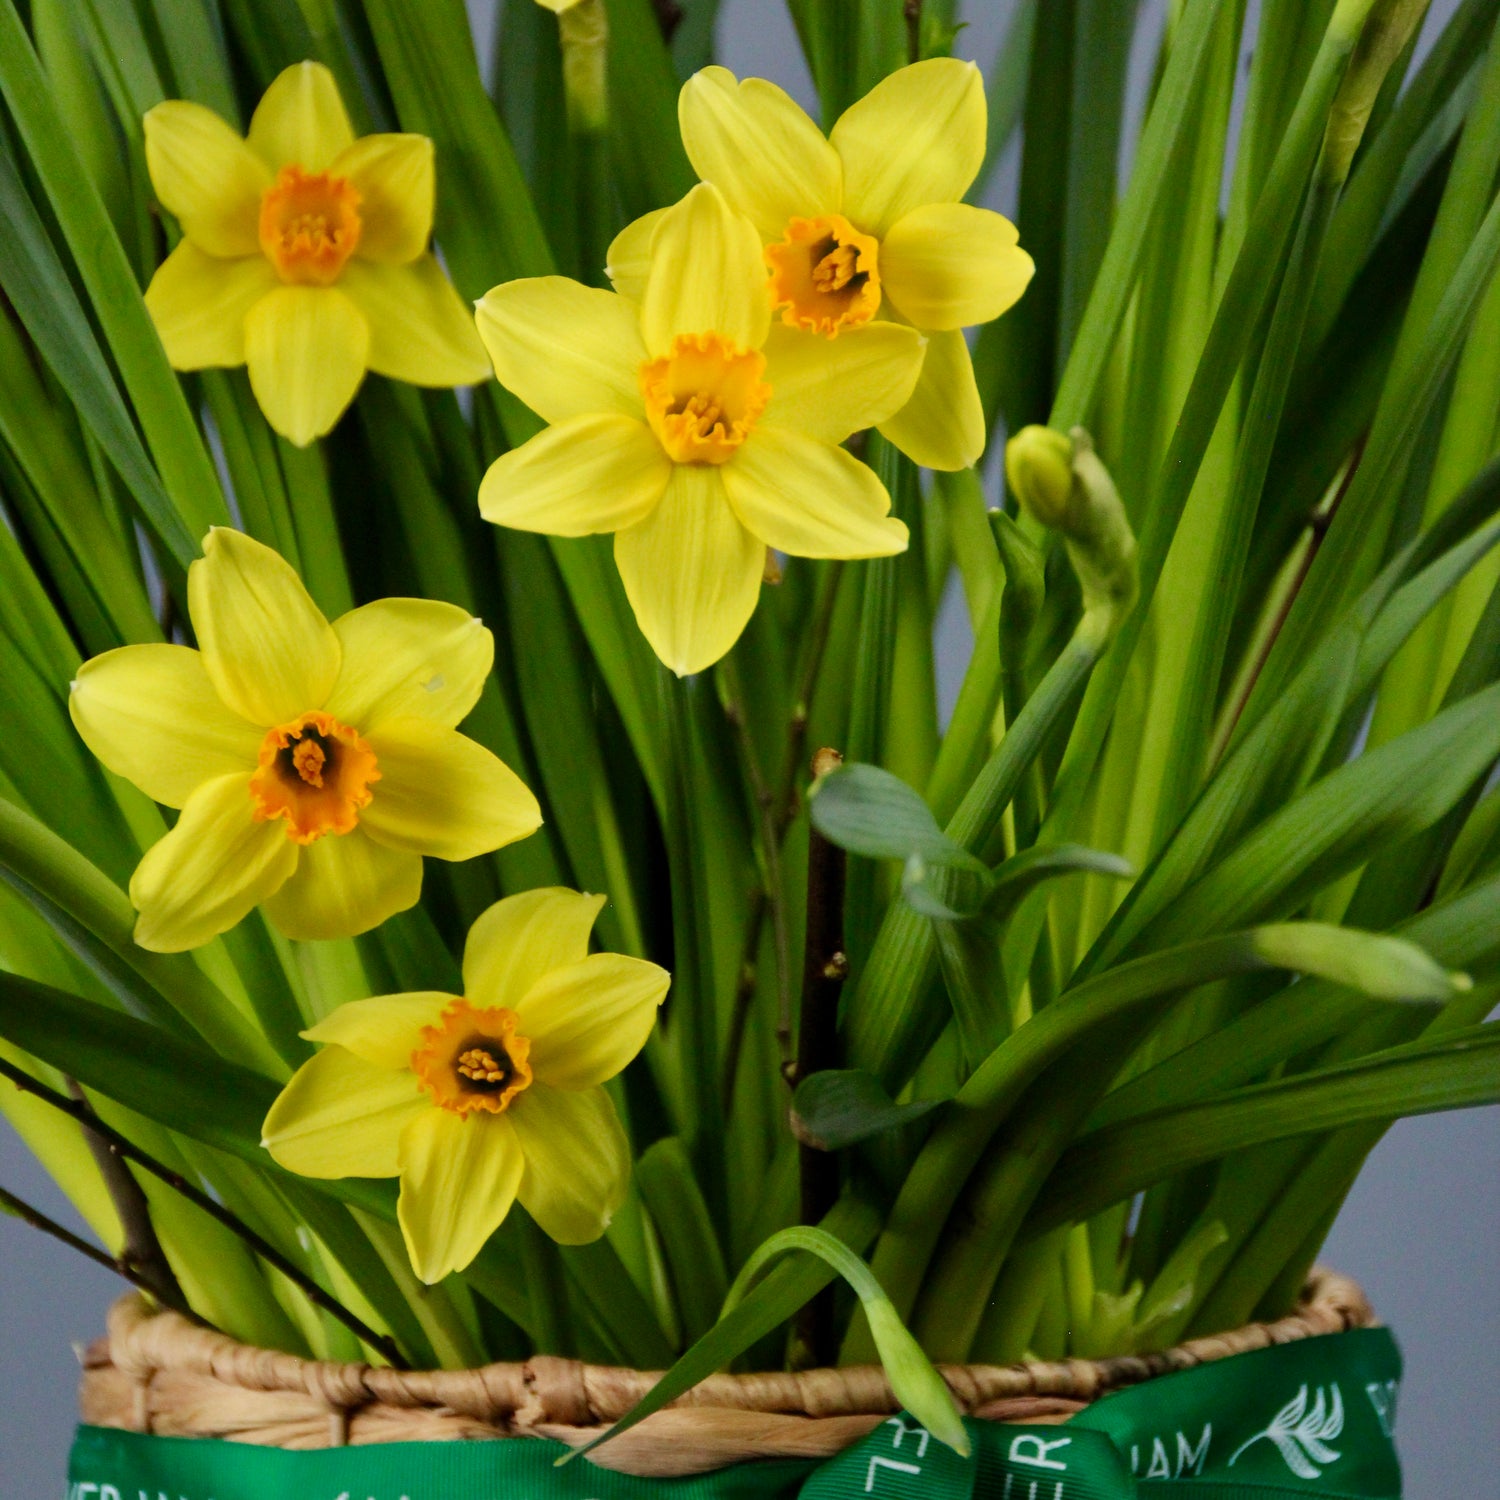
[262, 1045, 425, 1178]
[605, 207, 668, 300]
[880, 203, 1034, 331]
[325, 599, 492, 732]
[724, 427, 909, 559]
[332, 134, 433, 263]
[398, 1107, 523, 1282]
[640, 183, 770, 356]
[144, 244, 279, 370]
[678, 66, 842, 240]
[511, 1083, 628, 1244]
[69, 645, 262, 808]
[129, 773, 298, 952]
[478, 414, 671, 538]
[262, 828, 423, 941]
[244, 285, 370, 447]
[302, 992, 454, 1069]
[614, 462, 763, 676]
[876, 326, 986, 471]
[462, 889, 605, 1012]
[476, 278, 646, 423]
[340, 257, 489, 387]
[761, 320, 924, 443]
[143, 100, 270, 256]
[832, 58, 986, 238]
[514, 953, 669, 1090]
[188, 527, 341, 726]
[248, 61, 355, 172]
[361, 719, 542, 860]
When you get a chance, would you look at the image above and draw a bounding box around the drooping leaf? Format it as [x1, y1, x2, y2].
[791, 1069, 948, 1152]
[810, 763, 988, 876]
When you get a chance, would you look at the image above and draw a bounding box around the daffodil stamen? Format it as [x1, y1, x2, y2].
[640, 332, 771, 465]
[249, 709, 380, 844]
[412, 1001, 534, 1115]
[766, 213, 881, 337]
[258, 164, 363, 285]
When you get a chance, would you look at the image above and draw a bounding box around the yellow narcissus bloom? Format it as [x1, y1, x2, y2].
[644, 59, 1034, 472]
[142, 61, 489, 446]
[262, 888, 669, 1281]
[69, 528, 540, 952]
[475, 182, 924, 675]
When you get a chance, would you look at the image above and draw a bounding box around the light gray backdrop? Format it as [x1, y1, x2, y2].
[2, 1, 1495, 1495]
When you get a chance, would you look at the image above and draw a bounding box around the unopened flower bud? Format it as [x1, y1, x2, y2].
[1005, 425, 1076, 529]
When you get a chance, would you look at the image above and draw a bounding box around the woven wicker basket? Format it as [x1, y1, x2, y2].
[79, 1269, 1375, 1477]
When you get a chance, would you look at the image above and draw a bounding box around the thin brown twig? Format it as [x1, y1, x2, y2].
[722, 562, 845, 1100]
[787, 747, 848, 1370]
[0, 1059, 408, 1367]
[68, 1079, 185, 1316]
[1210, 433, 1367, 765]
[0, 1180, 203, 1322]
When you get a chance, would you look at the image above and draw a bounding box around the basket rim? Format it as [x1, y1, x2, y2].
[78, 1266, 1375, 1477]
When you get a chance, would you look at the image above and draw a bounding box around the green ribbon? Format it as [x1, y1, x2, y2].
[66, 1328, 1402, 1500]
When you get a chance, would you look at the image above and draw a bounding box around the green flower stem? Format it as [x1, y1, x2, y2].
[846, 618, 1106, 1089]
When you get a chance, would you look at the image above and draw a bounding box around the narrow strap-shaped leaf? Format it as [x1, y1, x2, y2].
[0, 134, 201, 563]
[1031, 1025, 1500, 1230]
[866, 922, 1457, 1328]
[0, 2, 226, 555]
[0, 794, 281, 1071]
[1048, 0, 1233, 429]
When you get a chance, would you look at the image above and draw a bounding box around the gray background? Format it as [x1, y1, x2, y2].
[2, 1, 1495, 1495]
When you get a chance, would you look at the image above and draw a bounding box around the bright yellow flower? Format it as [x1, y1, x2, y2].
[261, 888, 668, 1280]
[69, 528, 540, 952]
[142, 62, 490, 446]
[640, 59, 1034, 472]
[475, 183, 922, 675]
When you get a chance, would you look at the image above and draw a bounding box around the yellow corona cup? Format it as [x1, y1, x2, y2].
[262, 888, 670, 1281]
[142, 61, 489, 444]
[475, 182, 923, 675]
[69, 528, 541, 951]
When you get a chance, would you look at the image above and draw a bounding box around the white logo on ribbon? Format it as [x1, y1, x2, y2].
[1228, 1383, 1345, 1480]
[1365, 1379, 1399, 1437]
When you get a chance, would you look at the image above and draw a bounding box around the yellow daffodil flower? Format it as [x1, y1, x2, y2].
[633, 59, 1034, 472]
[69, 528, 540, 952]
[475, 182, 923, 675]
[262, 888, 668, 1280]
[142, 62, 489, 446]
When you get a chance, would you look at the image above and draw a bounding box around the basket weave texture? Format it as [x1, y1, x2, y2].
[80, 1269, 1375, 1477]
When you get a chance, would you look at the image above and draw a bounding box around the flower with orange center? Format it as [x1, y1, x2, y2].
[141, 62, 489, 446]
[475, 183, 926, 676]
[69, 528, 541, 952]
[620, 61, 1034, 471]
[261, 889, 670, 1281]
